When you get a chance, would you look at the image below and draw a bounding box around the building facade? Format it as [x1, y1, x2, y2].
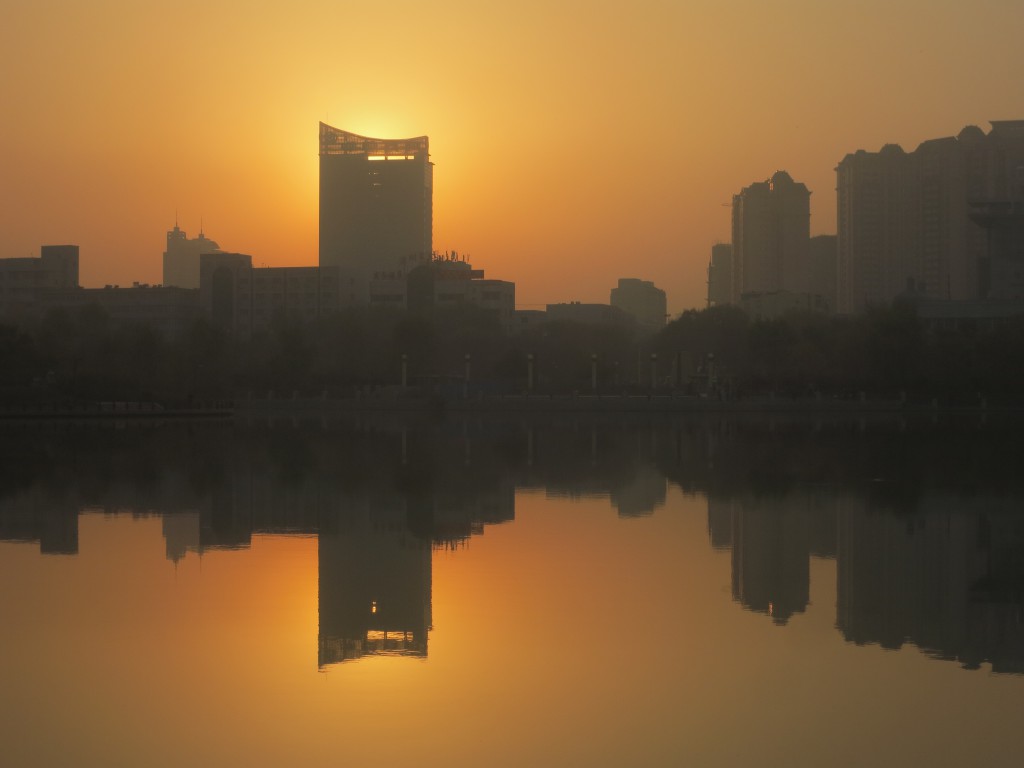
[319, 124, 433, 305]
[731, 171, 811, 303]
[610, 278, 666, 330]
[0, 245, 79, 317]
[37, 284, 201, 338]
[200, 253, 342, 336]
[836, 121, 1024, 313]
[545, 302, 629, 325]
[406, 253, 515, 331]
[707, 244, 733, 307]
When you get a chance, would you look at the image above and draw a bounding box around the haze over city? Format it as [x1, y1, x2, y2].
[3, 0, 1021, 312]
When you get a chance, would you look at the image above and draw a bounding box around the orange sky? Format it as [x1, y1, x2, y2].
[1, 0, 1020, 312]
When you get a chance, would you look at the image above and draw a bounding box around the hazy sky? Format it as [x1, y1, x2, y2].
[1, 0, 1020, 312]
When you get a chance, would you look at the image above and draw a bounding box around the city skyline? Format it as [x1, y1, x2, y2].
[2, 1, 1021, 313]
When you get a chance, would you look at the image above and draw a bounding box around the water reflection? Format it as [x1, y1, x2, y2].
[1, 414, 1022, 674]
[836, 496, 1024, 673]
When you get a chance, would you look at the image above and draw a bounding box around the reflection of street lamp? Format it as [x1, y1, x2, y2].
[650, 353, 658, 391]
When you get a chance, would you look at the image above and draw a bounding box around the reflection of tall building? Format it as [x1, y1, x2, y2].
[730, 497, 810, 625]
[610, 465, 666, 518]
[836, 496, 1024, 672]
[0, 489, 79, 555]
[318, 494, 432, 665]
[966, 512, 1024, 673]
[706, 497, 733, 550]
[161, 513, 200, 563]
[708, 492, 836, 562]
[319, 124, 433, 305]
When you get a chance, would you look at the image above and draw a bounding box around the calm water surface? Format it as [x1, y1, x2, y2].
[1, 415, 1022, 767]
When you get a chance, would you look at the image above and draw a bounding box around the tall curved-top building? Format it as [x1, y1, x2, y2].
[319, 123, 433, 305]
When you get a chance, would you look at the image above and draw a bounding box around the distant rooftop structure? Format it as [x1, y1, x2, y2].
[319, 124, 429, 158]
[610, 278, 667, 330]
[163, 223, 221, 289]
[546, 302, 628, 326]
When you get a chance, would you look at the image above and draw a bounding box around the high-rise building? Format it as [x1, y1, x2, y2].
[731, 171, 811, 303]
[836, 144, 916, 312]
[706, 244, 733, 307]
[319, 123, 433, 305]
[836, 121, 1024, 313]
[162, 223, 221, 289]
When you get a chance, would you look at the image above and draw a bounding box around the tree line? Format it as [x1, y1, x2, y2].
[1, 300, 1022, 405]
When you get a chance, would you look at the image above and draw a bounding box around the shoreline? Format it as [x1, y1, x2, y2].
[2, 393, 1015, 420]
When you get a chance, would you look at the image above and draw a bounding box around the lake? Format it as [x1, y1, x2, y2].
[1, 414, 1022, 767]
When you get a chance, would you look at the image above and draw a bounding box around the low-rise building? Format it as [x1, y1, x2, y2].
[511, 309, 547, 334]
[407, 253, 515, 330]
[610, 278, 667, 330]
[0, 245, 79, 318]
[200, 253, 342, 336]
[37, 284, 201, 337]
[546, 302, 629, 325]
[740, 290, 829, 320]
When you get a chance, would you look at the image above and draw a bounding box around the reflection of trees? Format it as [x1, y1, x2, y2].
[3, 415, 1024, 549]
[659, 416, 1024, 502]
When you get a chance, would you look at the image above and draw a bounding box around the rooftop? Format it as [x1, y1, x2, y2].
[319, 123, 428, 158]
